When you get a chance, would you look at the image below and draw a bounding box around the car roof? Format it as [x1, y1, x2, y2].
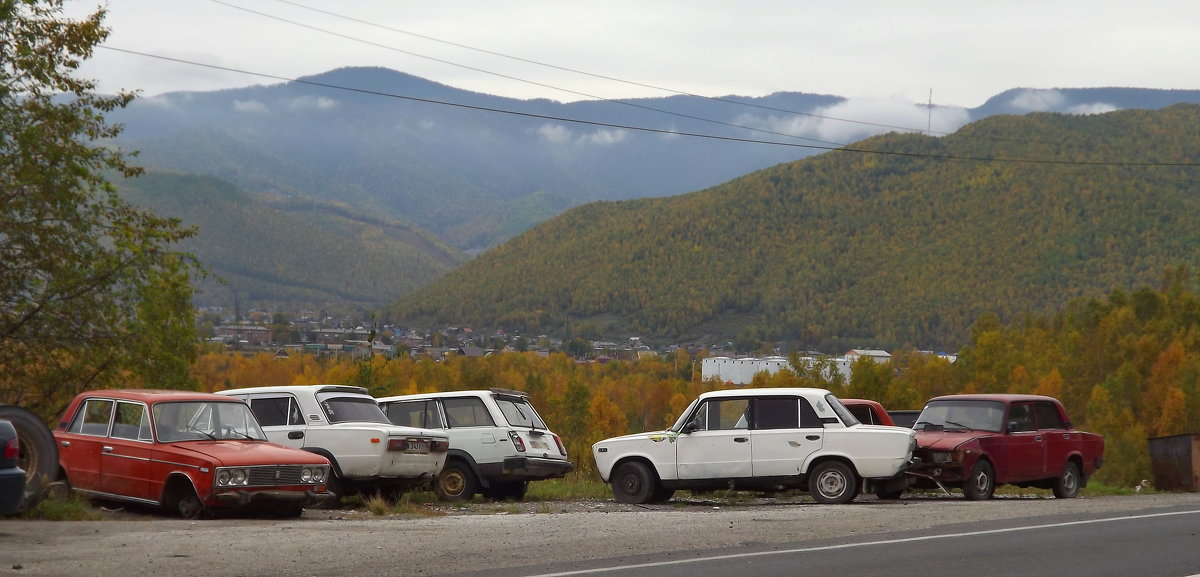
[926, 393, 1059, 404]
[377, 388, 528, 402]
[698, 387, 833, 399]
[71, 389, 246, 404]
[216, 384, 369, 396]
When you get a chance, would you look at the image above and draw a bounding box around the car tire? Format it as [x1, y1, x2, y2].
[808, 461, 858, 504]
[163, 480, 206, 519]
[612, 461, 658, 504]
[651, 485, 676, 503]
[0, 405, 58, 511]
[963, 460, 995, 500]
[435, 460, 478, 502]
[1053, 461, 1081, 499]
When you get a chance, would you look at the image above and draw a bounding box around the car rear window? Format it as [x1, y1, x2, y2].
[494, 396, 549, 429]
[318, 396, 390, 424]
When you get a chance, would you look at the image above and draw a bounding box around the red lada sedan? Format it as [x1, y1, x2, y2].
[54, 390, 335, 517]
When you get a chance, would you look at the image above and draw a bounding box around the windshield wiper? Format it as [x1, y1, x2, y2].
[943, 420, 974, 431]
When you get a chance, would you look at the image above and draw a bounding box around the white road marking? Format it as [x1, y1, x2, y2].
[526, 509, 1200, 577]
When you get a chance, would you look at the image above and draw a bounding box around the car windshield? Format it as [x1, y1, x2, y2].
[913, 399, 1006, 433]
[153, 401, 268, 442]
[669, 397, 702, 432]
[494, 397, 547, 429]
[317, 395, 391, 424]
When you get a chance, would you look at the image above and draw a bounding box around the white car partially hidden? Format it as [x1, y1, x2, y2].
[216, 385, 449, 501]
[592, 388, 915, 504]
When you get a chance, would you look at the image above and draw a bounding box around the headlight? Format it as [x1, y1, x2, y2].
[931, 451, 955, 464]
[216, 468, 249, 486]
[300, 466, 327, 484]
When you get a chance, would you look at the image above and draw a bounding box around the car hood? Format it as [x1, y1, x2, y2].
[595, 430, 676, 446]
[914, 430, 1000, 451]
[174, 440, 328, 466]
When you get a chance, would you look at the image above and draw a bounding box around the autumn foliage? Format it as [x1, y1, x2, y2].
[183, 267, 1200, 487]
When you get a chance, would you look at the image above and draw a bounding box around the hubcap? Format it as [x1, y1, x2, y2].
[818, 470, 846, 497]
[441, 472, 465, 495]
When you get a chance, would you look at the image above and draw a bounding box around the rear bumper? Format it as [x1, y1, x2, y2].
[0, 467, 26, 515]
[480, 456, 575, 481]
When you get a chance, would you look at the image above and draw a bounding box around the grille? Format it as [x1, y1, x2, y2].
[246, 465, 305, 486]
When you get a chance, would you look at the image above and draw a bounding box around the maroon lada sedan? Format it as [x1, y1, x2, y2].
[54, 389, 335, 517]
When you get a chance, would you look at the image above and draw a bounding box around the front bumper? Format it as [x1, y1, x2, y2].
[212, 487, 338, 509]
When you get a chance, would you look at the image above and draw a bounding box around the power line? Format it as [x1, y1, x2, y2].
[264, 0, 948, 136]
[98, 46, 1200, 167]
[205, 0, 847, 148]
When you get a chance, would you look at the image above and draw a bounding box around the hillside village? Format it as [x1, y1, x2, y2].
[209, 310, 956, 384]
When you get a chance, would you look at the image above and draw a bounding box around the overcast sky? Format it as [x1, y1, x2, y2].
[66, 0, 1200, 108]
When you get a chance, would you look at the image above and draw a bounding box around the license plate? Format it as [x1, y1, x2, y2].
[406, 440, 429, 453]
[530, 439, 549, 450]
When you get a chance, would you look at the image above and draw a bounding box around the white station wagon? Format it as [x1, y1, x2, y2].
[592, 388, 915, 504]
[216, 385, 449, 500]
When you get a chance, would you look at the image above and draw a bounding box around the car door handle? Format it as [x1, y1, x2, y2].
[288, 431, 304, 440]
[102, 446, 113, 453]
[1034, 436, 1043, 442]
[60, 440, 71, 447]
[806, 435, 820, 441]
[733, 437, 749, 443]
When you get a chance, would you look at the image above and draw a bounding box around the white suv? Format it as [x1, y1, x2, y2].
[376, 389, 574, 501]
[591, 388, 915, 504]
[216, 385, 449, 500]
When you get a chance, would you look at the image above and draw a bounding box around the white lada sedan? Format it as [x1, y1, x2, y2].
[592, 388, 915, 504]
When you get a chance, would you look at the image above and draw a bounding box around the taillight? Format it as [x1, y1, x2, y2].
[387, 438, 409, 452]
[508, 431, 526, 452]
[552, 434, 567, 457]
[431, 440, 450, 453]
[3, 436, 17, 460]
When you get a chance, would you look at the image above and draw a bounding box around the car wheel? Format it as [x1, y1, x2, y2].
[808, 461, 858, 504]
[165, 483, 206, 519]
[612, 461, 658, 504]
[435, 460, 478, 502]
[1053, 461, 1081, 499]
[651, 485, 676, 503]
[963, 460, 995, 500]
[0, 405, 58, 511]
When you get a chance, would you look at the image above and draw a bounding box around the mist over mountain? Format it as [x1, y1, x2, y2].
[110, 67, 1200, 255]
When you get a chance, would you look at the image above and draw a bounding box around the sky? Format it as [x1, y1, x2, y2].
[64, 0, 1200, 109]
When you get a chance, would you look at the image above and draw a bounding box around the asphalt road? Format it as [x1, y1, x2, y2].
[2, 493, 1199, 577]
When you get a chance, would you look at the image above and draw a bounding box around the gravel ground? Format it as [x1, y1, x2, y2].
[2, 492, 1198, 577]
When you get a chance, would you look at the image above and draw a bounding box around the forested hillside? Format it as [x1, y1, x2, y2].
[389, 105, 1200, 352]
[119, 171, 466, 309]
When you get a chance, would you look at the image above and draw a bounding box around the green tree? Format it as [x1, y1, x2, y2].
[0, 0, 201, 416]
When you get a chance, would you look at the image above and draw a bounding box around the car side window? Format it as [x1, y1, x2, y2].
[111, 401, 151, 441]
[1007, 404, 1036, 432]
[799, 398, 822, 428]
[689, 399, 750, 431]
[443, 397, 495, 428]
[68, 399, 114, 436]
[250, 396, 303, 426]
[846, 404, 874, 424]
[753, 398, 799, 429]
[1033, 402, 1066, 430]
[386, 400, 445, 429]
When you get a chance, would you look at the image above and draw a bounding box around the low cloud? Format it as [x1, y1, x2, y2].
[736, 97, 971, 145]
[287, 96, 338, 110]
[586, 128, 628, 145]
[232, 99, 268, 113]
[1008, 89, 1117, 115]
[537, 123, 572, 143]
